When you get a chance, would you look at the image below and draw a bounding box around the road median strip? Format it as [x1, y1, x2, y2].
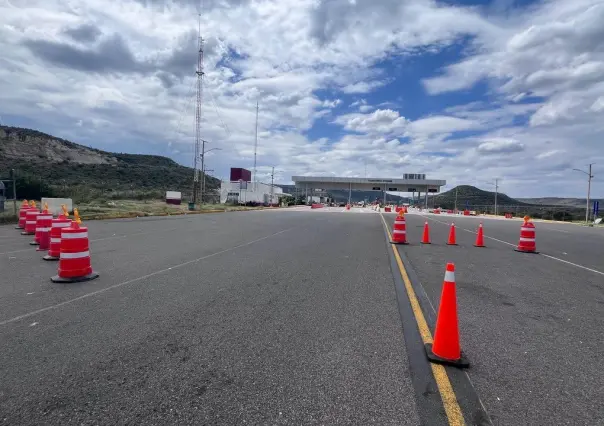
[379, 213, 467, 426]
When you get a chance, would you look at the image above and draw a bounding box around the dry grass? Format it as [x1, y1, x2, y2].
[0, 199, 268, 223]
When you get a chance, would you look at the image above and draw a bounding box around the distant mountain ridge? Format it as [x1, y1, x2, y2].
[517, 197, 603, 208]
[0, 125, 217, 199]
[431, 185, 527, 209]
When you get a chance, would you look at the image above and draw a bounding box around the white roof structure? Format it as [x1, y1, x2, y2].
[291, 175, 446, 193]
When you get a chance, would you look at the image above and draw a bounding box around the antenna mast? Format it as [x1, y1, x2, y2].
[192, 14, 205, 205]
[253, 101, 259, 185]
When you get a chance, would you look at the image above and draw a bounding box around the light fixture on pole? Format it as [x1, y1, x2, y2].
[199, 146, 222, 203]
[573, 163, 594, 224]
[485, 179, 500, 215]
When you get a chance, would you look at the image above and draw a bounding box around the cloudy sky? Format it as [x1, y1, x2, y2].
[1, 0, 603, 197]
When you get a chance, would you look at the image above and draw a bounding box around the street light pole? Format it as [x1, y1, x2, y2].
[348, 182, 352, 205]
[270, 166, 275, 205]
[485, 179, 500, 215]
[10, 169, 17, 219]
[199, 143, 221, 204]
[494, 178, 499, 216]
[573, 164, 594, 224]
[454, 186, 458, 212]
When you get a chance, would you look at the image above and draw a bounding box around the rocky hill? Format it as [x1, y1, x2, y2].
[0, 125, 217, 201]
[431, 185, 528, 210]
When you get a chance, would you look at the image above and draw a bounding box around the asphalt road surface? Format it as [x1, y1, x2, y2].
[384, 211, 604, 425]
[0, 210, 420, 425]
[1, 208, 603, 425]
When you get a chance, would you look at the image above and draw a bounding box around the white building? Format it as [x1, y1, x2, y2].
[219, 181, 288, 205]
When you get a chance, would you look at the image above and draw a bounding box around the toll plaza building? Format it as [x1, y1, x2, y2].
[291, 175, 447, 207]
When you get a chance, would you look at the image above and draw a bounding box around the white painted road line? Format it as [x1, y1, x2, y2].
[540, 254, 604, 277]
[420, 214, 604, 277]
[542, 227, 570, 234]
[0, 227, 182, 256]
[0, 227, 295, 327]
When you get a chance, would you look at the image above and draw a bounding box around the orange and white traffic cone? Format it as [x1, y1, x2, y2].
[425, 263, 469, 368]
[390, 211, 409, 245]
[474, 223, 486, 247]
[51, 221, 99, 283]
[421, 221, 431, 244]
[35, 210, 54, 251]
[446, 223, 457, 245]
[43, 214, 72, 260]
[21, 209, 40, 236]
[15, 200, 30, 230]
[515, 216, 538, 253]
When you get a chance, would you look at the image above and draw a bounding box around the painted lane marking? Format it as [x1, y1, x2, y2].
[420, 215, 604, 276]
[0, 227, 294, 327]
[540, 254, 604, 277]
[542, 227, 570, 234]
[0, 227, 182, 256]
[380, 214, 466, 426]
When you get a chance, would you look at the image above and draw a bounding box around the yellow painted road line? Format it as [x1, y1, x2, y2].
[380, 213, 465, 426]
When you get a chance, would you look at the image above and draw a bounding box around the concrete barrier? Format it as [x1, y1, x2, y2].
[41, 198, 73, 216]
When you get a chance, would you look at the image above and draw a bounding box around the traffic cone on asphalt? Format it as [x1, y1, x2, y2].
[446, 223, 457, 245]
[15, 200, 29, 229]
[51, 221, 99, 283]
[474, 223, 486, 247]
[35, 209, 54, 251]
[425, 263, 469, 368]
[22, 209, 40, 236]
[390, 211, 409, 245]
[31, 205, 52, 246]
[44, 214, 72, 261]
[515, 216, 538, 254]
[421, 221, 431, 244]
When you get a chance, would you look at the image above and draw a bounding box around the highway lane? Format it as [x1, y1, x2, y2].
[412, 212, 604, 274]
[387, 213, 604, 425]
[0, 212, 420, 425]
[0, 212, 311, 319]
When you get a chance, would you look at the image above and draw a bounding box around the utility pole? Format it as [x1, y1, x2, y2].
[253, 101, 259, 190]
[270, 166, 275, 205]
[200, 142, 220, 204]
[494, 178, 499, 216]
[192, 14, 205, 206]
[200, 138, 206, 203]
[10, 169, 16, 219]
[454, 186, 458, 212]
[203, 167, 214, 203]
[587, 163, 593, 224]
[573, 164, 594, 224]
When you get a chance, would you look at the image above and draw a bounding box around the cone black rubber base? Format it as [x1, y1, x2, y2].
[514, 249, 539, 254]
[21, 232, 33, 236]
[43, 255, 59, 261]
[29, 241, 39, 246]
[425, 343, 470, 368]
[15, 226, 23, 230]
[421, 242, 431, 244]
[390, 241, 409, 245]
[51, 272, 99, 283]
[474, 244, 486, 248]
[446, 243, 458, 246]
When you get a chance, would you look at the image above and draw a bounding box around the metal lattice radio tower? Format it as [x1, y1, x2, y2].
[192, 14, 205, 205]
[253, 101, 259, 188]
